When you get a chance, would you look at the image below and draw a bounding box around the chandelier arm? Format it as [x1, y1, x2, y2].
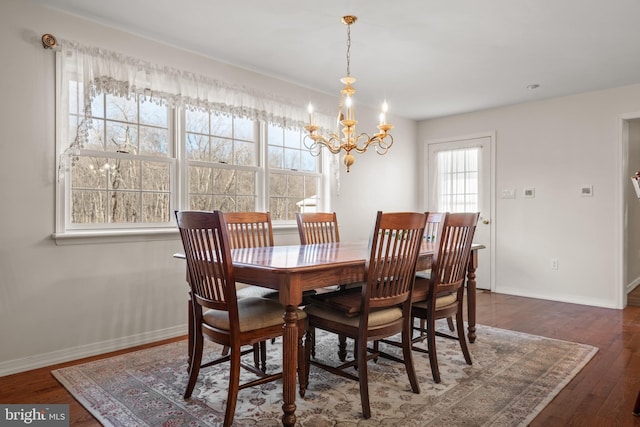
[304, 133, 346, 154]
[374, 134, 394, 155]
[348, 132, 394, 154]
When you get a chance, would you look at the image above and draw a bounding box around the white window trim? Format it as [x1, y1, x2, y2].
[52, 43, 334, 244]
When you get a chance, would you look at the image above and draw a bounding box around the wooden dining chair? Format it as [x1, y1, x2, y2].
[409, 212, 479, 383]
[303, 211, 427, 419]
[413, 212, 454, 333]
[224, 211, 274, 250]
[187, 211, 277, 373]
[176, 210, 307, 427]
[222, 211, 317, 368]
[221, 211, 277, 370]
[296, 212, 344, 357]
[296, 212, 340, 245]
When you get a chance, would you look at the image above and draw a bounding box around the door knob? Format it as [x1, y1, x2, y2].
[482, 219, 490, 225]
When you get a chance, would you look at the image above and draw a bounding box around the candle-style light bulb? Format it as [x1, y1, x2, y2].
[307, 103, 314, 124]
[381, 101, 388, 125]
[345, 96, 353, 120]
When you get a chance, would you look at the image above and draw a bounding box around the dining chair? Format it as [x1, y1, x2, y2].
[183, 212, 275, 372]
[295, 212, 344, 357]
[224, 211, 275, 250]
[223, 211, 317, 368]
[414, 212, 454, 333]
[296, 212, 340, 244]
[176, 210, 307, 427]
[408, 212, 479, 383]
[221, 211, 277, 370]
[303, 211, 427, 419]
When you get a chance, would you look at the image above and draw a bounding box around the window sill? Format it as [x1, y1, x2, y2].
[51, 228, 180, 245]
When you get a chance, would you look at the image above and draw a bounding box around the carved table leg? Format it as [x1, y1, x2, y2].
[282, 305, 298, 427]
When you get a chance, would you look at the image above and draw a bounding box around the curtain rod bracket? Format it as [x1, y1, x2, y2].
[41, 34, 57, 49]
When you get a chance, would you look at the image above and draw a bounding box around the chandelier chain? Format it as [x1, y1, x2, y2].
[346, 24, 351, 77]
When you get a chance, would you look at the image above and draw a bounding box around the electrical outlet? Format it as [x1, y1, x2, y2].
[551, 258, 559, 270]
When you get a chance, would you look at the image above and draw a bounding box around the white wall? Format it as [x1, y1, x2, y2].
[0, 0, 418, 375]
[419, 86, 640, 309]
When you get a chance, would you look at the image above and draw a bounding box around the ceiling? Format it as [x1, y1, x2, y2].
[33, 0, 640, 120]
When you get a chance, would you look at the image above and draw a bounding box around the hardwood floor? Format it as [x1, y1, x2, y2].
[2, 291, 640, 426]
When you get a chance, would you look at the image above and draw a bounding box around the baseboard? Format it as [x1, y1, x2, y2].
[0, 325, 188, 377]
[627, 276, 640, 294]
[493, 286, 619, 309]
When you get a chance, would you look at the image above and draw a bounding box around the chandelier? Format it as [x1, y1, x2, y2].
[304, 15, 394, 172]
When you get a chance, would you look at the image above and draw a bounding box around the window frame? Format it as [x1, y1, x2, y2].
[54, 58, 328, 243]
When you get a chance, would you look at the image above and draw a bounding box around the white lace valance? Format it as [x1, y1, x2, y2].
[56, 38, 335, 180]
[59, 38, 336, 129]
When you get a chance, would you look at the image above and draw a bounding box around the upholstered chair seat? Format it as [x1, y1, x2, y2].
[203, 297, 307, 332]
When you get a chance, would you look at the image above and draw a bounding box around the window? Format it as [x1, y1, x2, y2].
[433, 148, 479, 213]
[267, 124, 320, 221]
[185, 111, 259, 213]
[66, 83, 174, 228]
[58, 84, 325, 234]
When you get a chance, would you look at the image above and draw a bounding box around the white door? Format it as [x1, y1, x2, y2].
[425, 135, 494, 290]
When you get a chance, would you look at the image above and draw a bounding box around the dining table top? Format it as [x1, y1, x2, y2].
[175, 240, 484, 278]
[230, 240, 423, 270]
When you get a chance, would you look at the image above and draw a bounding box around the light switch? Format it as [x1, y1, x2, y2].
[501, 189, 516, 199]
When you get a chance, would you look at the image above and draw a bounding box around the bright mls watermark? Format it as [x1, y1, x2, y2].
[1, 405, 69, 426]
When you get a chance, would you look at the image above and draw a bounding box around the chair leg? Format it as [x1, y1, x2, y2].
[223, 346, 241, 427]
[310, 328, 316, 359]
[304, 327, 314, 387]
[260, 341, 267, 372]
[447, 316, 455, 331]
[426, 315, 441, 383]
[633, 388, 640, 416]
[298, 328, 308, 397]
[187, 300, 194, 372]
[456, 310, 472, 365]
[252, 343, 260, 370]
[356, 338, 371, 419]
[184, 329, 203, 398]
[402, 320, 420, 394]
[338, 335, 348, 362]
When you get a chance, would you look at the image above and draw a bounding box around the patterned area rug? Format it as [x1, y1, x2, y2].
[52, 324, 597, 426]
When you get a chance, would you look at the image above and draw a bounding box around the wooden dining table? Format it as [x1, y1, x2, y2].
[218, 239, 484, 427]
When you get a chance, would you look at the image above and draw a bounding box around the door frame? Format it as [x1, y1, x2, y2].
[421, 131, 496, 291]
[618, 112, 640, 309]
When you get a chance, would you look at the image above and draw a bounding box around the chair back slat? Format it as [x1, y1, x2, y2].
[431, 212, 479, 293]
[425, 212, 445, 244]
[364, 212, 427, 310]
[223, 212, 274, 249]
[175, 210, 237, 314]
[296, 212, 340, 244]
